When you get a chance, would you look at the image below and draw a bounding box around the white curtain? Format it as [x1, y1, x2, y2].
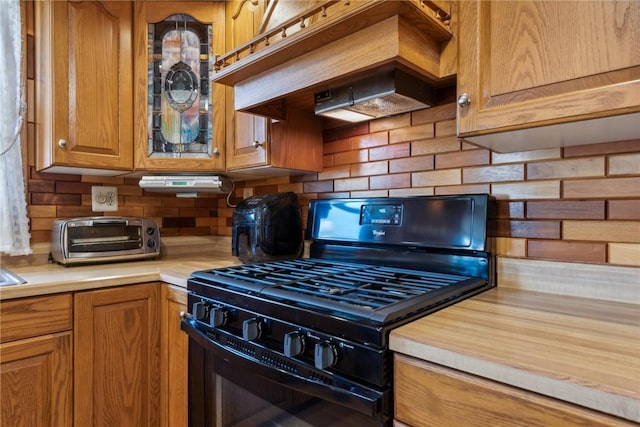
[0, 0, 31, 256]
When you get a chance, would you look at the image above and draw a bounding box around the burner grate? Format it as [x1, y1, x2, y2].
[192, 258, 484, 323]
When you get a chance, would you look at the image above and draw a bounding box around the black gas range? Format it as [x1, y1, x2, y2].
[182, 194, 494, 426]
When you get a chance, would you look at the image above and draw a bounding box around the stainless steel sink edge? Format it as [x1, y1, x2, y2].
[0, 267, 27, 286]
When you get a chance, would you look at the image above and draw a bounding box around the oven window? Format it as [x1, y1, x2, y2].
[67, 225, 142, 253]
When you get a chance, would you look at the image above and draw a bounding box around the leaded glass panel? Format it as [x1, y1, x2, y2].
[147, 15, 213, 158]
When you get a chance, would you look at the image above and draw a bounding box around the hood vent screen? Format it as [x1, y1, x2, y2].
[314, 69, 433, 122]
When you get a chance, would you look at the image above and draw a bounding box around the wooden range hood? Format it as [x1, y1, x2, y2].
[213, 0, 456, 120]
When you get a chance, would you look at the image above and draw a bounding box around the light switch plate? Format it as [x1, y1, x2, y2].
[91, 186, 118, 212]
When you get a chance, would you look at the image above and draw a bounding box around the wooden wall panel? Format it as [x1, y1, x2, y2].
[436, 149, 490, 169]
[609, 244, 640, 266]
[608, 200, 640, 220]
[563, 140, 640, 157]
[527, 157, 605, 179]
[526, 200, 605, 219]
[564, 221, 640, 243]
[608, 153, 640, 175]
[527, 240, 607, 263]
[564, 177, 640, 198]
[463, 164, 524, 183]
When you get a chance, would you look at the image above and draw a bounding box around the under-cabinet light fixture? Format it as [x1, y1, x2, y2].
[139, 175, 232, 195]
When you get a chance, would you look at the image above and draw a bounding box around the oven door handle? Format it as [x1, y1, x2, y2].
[181, 318, 388, 420]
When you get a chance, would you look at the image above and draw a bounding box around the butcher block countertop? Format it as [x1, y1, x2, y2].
[2, 236, 639, 422]
[390, 282, 640, 423]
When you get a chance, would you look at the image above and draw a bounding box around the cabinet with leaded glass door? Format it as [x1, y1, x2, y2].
[133, 2, 226, 172]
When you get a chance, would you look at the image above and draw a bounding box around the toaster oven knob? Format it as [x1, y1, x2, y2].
[242, 318, 262, 341]
[209, 306, 228, 328]
[314, 341, 338, 370]
[283, 332, 305, 357]
[192, 301, 209, 322]
[146, 227, 155, 236]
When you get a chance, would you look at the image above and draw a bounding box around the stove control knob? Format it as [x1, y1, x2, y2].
[242, 318, 262, 341]
[314, 341, 338, 369]
[283, 332, 305, 357]
[192, 301, 209, 321]
[209, 306, 228, 328]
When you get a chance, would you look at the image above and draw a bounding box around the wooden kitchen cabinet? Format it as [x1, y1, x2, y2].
[226, 108, 323, 175]
[160, 284, 188, 427]
[224, 0, 322, 175]
[35, 0, 134, 175]
[394, 354, 634, 427]
[132, 1, 226, 172]
[456, 0, 640, 153]
[0, 294, 73, 427]
[1, 282, 187, 427]
[74, 283, 161, 426]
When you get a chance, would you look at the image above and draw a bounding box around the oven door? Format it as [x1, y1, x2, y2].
[182, 319, 390, 427]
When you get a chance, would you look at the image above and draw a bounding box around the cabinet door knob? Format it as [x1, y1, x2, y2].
[253, 140, 264, 149]
[457, 93, 471, 108]
[58, 139, 67, 148]
[212, 147, 220, 155]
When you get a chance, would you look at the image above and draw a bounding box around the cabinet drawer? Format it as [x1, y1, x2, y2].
[0, 294, 73, 343]
[394, 354, 633, 427]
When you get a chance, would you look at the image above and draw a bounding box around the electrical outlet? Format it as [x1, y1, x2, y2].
[91, 186, 118, 212]
[243, 188, 254, 199]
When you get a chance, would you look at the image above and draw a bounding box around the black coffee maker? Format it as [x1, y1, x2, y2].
[231, 192, 304, 263]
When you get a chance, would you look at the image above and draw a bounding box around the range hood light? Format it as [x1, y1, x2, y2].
[317, 108, 374, 122]
[314, 69, 433, 123]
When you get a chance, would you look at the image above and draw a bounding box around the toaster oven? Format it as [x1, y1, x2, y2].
[50, 217, 160, 265]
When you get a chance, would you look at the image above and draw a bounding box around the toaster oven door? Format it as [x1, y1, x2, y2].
[67, 219, 144, 253]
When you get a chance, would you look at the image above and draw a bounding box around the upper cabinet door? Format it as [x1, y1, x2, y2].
[457, 1, 640, 152]
[133, 2, 226, 172]
[36, 0, 134, 175]
[225, 0, 268, 171]
[226, 109, 269, 170]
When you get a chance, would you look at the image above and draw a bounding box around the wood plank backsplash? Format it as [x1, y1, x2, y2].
[21, 42, 640, 269]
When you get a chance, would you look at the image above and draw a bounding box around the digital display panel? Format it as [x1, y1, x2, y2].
[361, 204, 402, 225]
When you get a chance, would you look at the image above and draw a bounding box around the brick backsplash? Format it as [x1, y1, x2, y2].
[23, 106, 640, 268]
[25, 169, 225, 243]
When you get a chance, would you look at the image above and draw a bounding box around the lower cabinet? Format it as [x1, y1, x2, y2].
[394, 354, 633, 427]
[0, 283, 188, 427]
[74, 283, 162, 426]
[160, 285, 189, 427]
[394, 354, 634, 427]
[74, 282, 188, 427]
[0, 294, 74, 427]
